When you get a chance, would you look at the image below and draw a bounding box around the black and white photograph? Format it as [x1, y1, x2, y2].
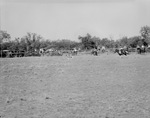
[0, 0, 150, 117]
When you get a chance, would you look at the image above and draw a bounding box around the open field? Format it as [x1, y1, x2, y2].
[0, 53, 150, 118]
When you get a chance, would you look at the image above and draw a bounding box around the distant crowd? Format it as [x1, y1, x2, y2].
[1, 45, 150, 58]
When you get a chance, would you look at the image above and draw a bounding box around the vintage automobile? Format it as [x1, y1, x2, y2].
[0, 50, 26, 58]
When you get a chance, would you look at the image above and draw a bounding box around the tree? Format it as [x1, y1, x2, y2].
[23, 32, 43, 51]
[101, 38, 110, 47]
[114, 40, 120, 48]
[48, 39, 79, 50]
[92, 36, 101, 47]
[128, 36, 141, 48]
[119, 37, 129, 47]
[140, 26, 150, 39]
[0, 30, 11, 43]
[78, 33, 97, 50]
[0, 30, 11, 53]
[140, 26, 150, 46]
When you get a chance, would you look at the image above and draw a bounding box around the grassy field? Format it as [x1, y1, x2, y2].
[0, 53, 150, 118]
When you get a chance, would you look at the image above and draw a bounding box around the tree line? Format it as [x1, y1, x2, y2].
[0, 26, 150, 52]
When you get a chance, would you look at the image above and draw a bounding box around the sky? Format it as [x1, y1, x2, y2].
[0, 0, 150, 41]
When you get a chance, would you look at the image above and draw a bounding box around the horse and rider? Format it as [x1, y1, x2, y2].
[72, 48, 78, 55]
[114, 46, 129, 56]
[91, 46, 98, 56]
[136, 45, 146, 54]
[39, 48, 46, 56]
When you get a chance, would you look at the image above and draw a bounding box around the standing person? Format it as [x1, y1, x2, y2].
[141, 45, 145, 53]
[101, 46, 105, 53]
[136, 45, 141, 54]
[95, 47, 98, 56]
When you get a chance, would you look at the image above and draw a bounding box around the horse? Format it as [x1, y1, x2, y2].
[114, 48, 128, 56]
[39, 48, 46, 56]
[91, 48, 98, 56]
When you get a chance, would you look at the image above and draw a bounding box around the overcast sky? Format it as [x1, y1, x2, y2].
[1, 0, 150, 41]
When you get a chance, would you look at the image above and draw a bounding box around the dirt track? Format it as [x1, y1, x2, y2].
[0, 53, 150, 118]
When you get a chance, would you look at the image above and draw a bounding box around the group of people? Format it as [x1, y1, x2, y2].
[39, 45, 149, 57]
[91, 45, 129, 56]
[39, 47, 79, 57]
[115, 45, 148, 56]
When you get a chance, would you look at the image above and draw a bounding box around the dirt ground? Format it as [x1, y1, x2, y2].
[0, 53, 150, 118]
